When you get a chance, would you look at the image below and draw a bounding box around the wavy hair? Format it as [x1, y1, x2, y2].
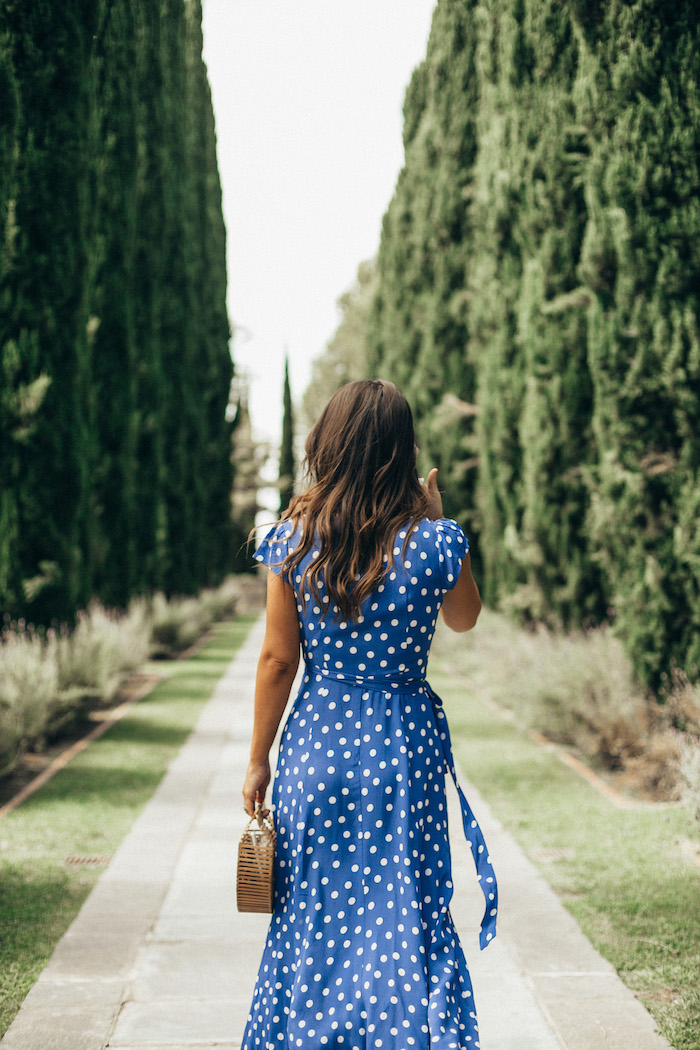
[279, 379, 430, 620]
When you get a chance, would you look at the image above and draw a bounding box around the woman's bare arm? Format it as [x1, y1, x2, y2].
[440, 552, 481, 632]
[242, 570, 300, 815]
[423, 467, 481, 633]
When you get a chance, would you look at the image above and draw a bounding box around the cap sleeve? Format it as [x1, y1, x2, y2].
[253, 522, 296, 578]
[434, 518, 469, 591]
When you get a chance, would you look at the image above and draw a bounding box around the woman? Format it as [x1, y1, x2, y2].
[242, 379, 497, 1049]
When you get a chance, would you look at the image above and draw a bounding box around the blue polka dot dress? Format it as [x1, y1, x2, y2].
[244, 517, 498, 1049]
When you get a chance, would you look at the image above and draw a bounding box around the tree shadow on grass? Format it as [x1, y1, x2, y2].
[0, 864, 91, 1034]
[105, 719, 196, 747]
[157, 667, 229, 685]
[21, 761, 171, 809]
[191, 644, 242, 661]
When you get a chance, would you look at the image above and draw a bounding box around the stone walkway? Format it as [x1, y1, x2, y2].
[1, 615, 672, 1050]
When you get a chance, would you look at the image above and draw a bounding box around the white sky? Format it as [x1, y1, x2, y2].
[201, 0, 436, 448]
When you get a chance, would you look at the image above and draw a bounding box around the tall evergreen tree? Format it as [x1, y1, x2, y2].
[0, 0, 100, 623]
[89, 0, 141, 608]
[302, 259, 377, 430]
[367, 0, 482, 534]
[0, 25, 21, 610]
[368, 0, 700, 685]
[572, 0, 700, 684]
[131, 1, 168, 597]
[469, 0, 603, 624]
[157, 0, 199, 595]
[0, 0, 236, 622]
[184, 0, 234, 586]
[279, 356, 295, 515]
[230, 375, 266, 571]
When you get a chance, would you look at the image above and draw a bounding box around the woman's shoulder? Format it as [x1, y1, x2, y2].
[408, 516, 469, 547]
[402, 518, 469, 589]
[253, 519, 300, 573]
[264, 518, 298, 543]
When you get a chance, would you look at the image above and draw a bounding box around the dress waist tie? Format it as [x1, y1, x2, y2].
[426, 683, 498, 950]
[306, 663, 498, 950]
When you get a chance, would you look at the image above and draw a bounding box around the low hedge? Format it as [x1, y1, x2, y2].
[0, 578, 240, 777]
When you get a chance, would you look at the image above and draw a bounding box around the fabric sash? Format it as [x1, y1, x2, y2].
[305, 664, 498, 950]
[425, 683, 498, 950]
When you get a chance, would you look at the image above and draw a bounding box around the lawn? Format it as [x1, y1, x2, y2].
[0, 615, 255, 1037]
[430, 625, 700, 1050]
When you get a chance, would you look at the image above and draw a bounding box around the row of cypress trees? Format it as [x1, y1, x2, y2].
[368, 0, 700, 687]
[0, 0, 234, 625]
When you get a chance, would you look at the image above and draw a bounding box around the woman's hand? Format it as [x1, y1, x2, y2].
[424, 467, 444, 520]
[242, 758, 271, 817]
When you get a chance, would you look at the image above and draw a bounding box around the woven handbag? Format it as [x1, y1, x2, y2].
[237, 805, 276, 913]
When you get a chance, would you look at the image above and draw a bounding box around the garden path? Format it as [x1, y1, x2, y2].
[1, 614, 671, 1050]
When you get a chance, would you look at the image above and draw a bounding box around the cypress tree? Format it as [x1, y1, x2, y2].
[131, 1, 168, 597]
[279, 356, 295, 515]
[0, 0, 236, 621]
[184, 0, 234, 586]
[157, 0, 199, 596]
[573, 0, 700, 684]
[470, 0, 603, 624]
[0, 0, 100, 623]
[368, 0, 700, 684]
[230, 376, 265, 572]
[89, 0, 141, 608]
[302, 258, 377, 430]
[367, 0, 482, 534]
[0, 25, 20, 610]
[465, 0, 530, 605]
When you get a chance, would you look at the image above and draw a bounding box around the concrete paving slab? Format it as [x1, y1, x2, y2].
[151, 911, 238, 941]
[128, 941, 240, 999]
[161, 840, 236, 880]
[535, 978, 673, 1050]
[154, 877, 233, 919]
[109, 1001, 240, 1046]
[1, 613, 674, 1050]
[46, 931, 147, 979]
[75, 880, 168, 921]
[0, 977, 125, 1050]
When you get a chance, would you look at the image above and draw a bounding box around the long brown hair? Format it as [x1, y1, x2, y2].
[279, 379, 430, 620]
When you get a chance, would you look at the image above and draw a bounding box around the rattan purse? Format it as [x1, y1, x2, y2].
[237, 805, 276, 913]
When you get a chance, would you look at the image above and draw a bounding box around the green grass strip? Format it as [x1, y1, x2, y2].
[0, 615, 256, 1037]
[430, 658, 700, 1050]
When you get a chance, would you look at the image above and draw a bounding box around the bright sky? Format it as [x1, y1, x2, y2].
[201, 0, 436, 448]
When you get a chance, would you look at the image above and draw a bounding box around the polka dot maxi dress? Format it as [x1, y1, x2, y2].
[244, 517, 498, 1049]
